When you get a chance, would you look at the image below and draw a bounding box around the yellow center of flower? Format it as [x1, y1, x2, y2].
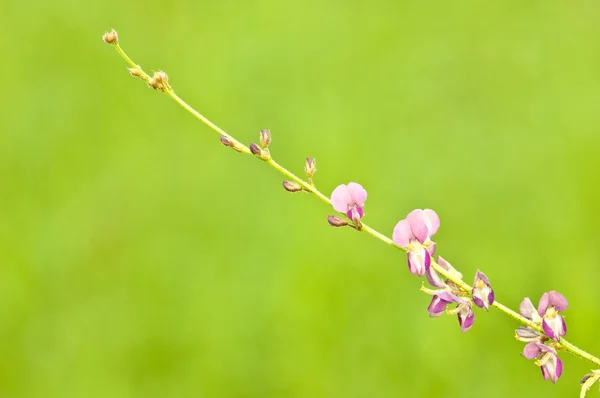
[545, 306, 558, 320]
[475, 279, 487, 289]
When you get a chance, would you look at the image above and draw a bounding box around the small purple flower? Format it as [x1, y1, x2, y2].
[471, 270, 494, 311]
[537, 291, 568, 341]
[330, 183, 367, 223]
[522, 342, 563, 383]
[392, 209, 439, 277]
[426, 291, 475, 333]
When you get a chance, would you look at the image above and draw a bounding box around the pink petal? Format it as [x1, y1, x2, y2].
[547, 291, 568, 312]
[408, 249, 427, 276]
[422, 209, 440, 236]
[406, 209, 429, 243]
[555, 357, 563, 380]
[537, 292, 550, 317]
[347, 182, 367, 207]
[425, 267, 445, 288]
[330, 184, 351, 213]
[522, 342, 542, 359]
[520, 298, 537, 319]
[392, 219, 413, 247]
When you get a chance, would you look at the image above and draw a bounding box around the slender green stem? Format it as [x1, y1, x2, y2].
[107, 40, 600, 369]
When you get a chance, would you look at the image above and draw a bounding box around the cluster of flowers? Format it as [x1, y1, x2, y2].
[102, 30, 599, 395]
[328, 182, 569, 384]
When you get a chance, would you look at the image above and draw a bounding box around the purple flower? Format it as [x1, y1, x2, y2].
[471, 270, 494, 311]
[392, 209, 439, 277]
[330, 183, 367, 223]
[522, 342, 563, 383]
[426, 291, 475, 333]
[537, 291, 568, 341]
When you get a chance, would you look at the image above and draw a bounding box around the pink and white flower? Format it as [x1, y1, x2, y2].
[392, 209, 439, 277]
[330, 183, 367, 223]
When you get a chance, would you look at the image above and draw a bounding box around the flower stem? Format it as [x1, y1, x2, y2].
[107, 39, 600, 369]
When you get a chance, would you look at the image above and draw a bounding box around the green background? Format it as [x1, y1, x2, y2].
[1, 1, 599, 397]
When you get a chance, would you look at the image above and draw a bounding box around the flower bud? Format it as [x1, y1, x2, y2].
[259, 129, 271, 148]
[128, 67, 146, 81]
[102, 29, 118, 44]
[249, 143, 262, 156]
[305, 157, 316, 179]
[327, 216, 347, 227]
[148, 71, 170, 92]
[221, 135, 234, 147]
[283, 181, 303, 192]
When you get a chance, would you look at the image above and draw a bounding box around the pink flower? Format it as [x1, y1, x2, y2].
[392, 209, 440, 277]
[537, 291, 568, 341]
[426, 291, 475, 333]
[330, 183, 367, 223]
[472, 270, 494, 311]
[522, 342, 563, 383]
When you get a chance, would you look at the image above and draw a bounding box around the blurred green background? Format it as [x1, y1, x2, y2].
[1, 0, 600, 397]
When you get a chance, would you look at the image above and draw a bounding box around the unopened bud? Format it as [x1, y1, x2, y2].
[221, 135, 234, 147]
[305, 157, 316, 178]
[283, 181, 303, 192]
[249, 143, 262, 156]
[220, 135, 242, 152]
[327, 216, 348, 227]
[259, 129, 271, 148]
[128, 67, 146, 81]
[102, 29, 118, 44]
[148, 70, 170, 92]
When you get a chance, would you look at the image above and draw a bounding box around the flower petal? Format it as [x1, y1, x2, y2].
[520, 297, 537, 320]
[392, 219, 413, 247]
[427, 295, 448, 317]
[458, 306, 475, 333]
[537, 292, 550, 317]
[555, 356, 563, 381]
[542, 319, 557, 340]
[330, 184, 350, 213]
[522, 342, 542, 359]
[425, 267, 445, 288]
[347, 182, 367, 207]
[547, 291, 568, 312]
[422, 209, 440, 236]
[408, 250, 428, 276]
[406, 209, 429, 243]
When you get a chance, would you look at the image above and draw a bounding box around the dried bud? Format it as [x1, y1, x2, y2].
[283, 181, 303, 192]
[581, 371, 600, 398]
[515, 326, 544, 343]
[259, 129, 271, 148]
[148, 71, 171, 92]
[127, 67, 146, 81]
[327, 216, 348, 227]
[102, 29, 118, 44]
[249, 143, 262, 156]
[305, 157, 316, 178]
